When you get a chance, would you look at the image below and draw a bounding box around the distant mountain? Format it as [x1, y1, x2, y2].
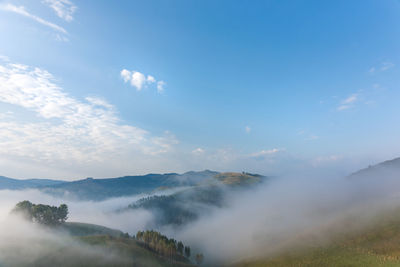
[125, 185, 226, 227]
[0, 176, 65, 190]
[349, 157, 400, 179]
[40, 170, 220, 200]
[214, 172, 263, 185]
[124, 172, 267, 228]
[0, 170, 265, 201]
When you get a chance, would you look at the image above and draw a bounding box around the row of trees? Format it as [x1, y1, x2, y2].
[135, 230, 204, 264]
[136, 230, 191, 261]
[12, 200, 68, 226]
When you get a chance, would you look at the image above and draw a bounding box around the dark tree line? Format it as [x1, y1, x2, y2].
[12, 200, 68, 226]
[127, 186, 225, 227]
[135, 230, 195, 261]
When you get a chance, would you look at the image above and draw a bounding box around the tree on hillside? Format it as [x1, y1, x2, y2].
[135, 230, 193, 261]
[13, 200, 33, 220]
[177, 241, 184, 255]
[57, 204, 69, 223]
[184, 246, 191, 258]
[12, 201, 69, 226]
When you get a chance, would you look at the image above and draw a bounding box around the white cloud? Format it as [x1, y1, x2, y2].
[337, 93, 358, 111]
[0, 4, 67, 34]
[337, 105, 351, 111]
[0, 111, 13, 120]
[249, 148, 281, 158]
[147, 75, 155, 83]
[157, 81, 166, 93]
[342, 94, 357, 104]
[245, 126, 251, 133]
[120, 69, 131, 83]
[381, 62, 395, 71]
[120, 69, 148, 90]
[369, 62, 395, 74]
[42, 0, 77, 22]
[0, 59, 177, 178]
[121, 69, 166, 93]
[192, 148, 205, 155]
[148, 131, 179, 155]
[0, 55, 9, 62]
[85, 96, 113, 109]
[130, 71, 146, 91]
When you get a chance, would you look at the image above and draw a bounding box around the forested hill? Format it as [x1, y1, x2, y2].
[0, 170, 217, 198]
[41, 170, 220, 200]
[9, 201, 195, 267]
[0, 170, 266, 201]
[0, 176, 65, 190]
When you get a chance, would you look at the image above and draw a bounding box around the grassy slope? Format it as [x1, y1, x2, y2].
[48, 222, 193, 267]
[232, 210, 400, 267]
[78, 235, 193, 267]
[61, 222, 123, 237]
[214, 172, 263, 186]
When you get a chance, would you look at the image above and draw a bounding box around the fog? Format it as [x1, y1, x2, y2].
[1, 165, 400, 265]
[0, 214, 132, 266]
[0, 187, 188, 234]
[175, 170, 400, 264]
[0, 187, 188, 266]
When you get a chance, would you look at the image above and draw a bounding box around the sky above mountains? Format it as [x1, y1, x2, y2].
[0, 0, 399, 179]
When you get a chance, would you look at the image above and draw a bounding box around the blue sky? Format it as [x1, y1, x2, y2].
[0, 0, 399, 179]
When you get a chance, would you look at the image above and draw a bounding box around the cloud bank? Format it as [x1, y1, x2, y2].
[0, 59, 178, 178]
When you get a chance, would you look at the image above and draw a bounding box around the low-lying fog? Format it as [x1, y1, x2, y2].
[0, 215, 132, 266]
[1, 167, 400, 265]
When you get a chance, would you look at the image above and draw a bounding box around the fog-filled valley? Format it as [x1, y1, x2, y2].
[1, 1, 399, 266]
[2, 159, 400, 266]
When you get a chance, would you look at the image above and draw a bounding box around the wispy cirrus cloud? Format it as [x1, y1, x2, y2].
[0, 3, 67, 34]
[297, 129, 319, 141]
[369, 62, 395, 74]
[248, 148, 282, 159]
[121, 69, 166, 93]
[337, 93, 358, 111]
[157, 80, 166, 93]
[381, 62, 395, 71]
[192, 148, 205, 155]
[42, 0, 77, 22]
[0, 59, 177, 178]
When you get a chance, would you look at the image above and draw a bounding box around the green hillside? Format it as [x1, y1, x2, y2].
[214, 172, 263, 186]
[40, 170, 219, 200]
[61, 222, 124, 237]
[125, 173, 265, 228]
[60, 222, 194, 266]
[231, 209, 400, 267]
[78, 235, 193, 267]
[0, 175, 65, 189]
